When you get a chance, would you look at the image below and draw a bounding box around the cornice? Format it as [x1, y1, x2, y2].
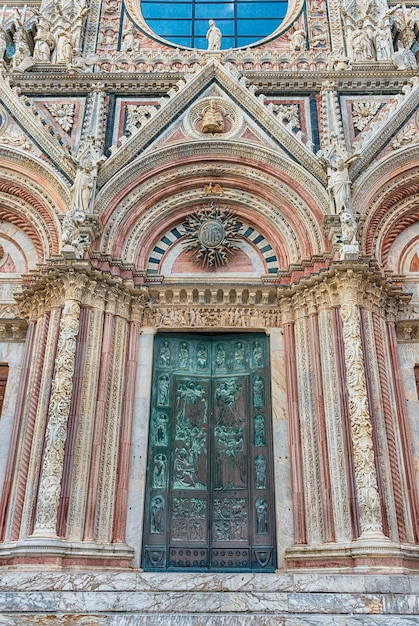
[6, 70, 417, 96]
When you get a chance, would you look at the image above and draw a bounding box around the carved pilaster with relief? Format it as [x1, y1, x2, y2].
[339, 282, 384, 537]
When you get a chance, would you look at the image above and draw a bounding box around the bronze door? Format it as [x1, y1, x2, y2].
[142, 333, 276, 572]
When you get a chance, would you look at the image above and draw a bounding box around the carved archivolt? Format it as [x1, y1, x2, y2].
[97, 155, 327, 268]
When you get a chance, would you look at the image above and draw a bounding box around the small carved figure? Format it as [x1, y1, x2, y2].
[33, 19, 55, 63]
[159, 340, 171, 367]
[233, 342, 244, 369]
[288, 28, 306, 52]
[155, 413, 168, 446]
[375, 21, 393, 61]
[253, 376, 264, 407]
[202, 100, 224, 134]
[254, 414, 266, 446]
[150, 495, 164, 533]
[327, 159, 351, 214]
[340, 209, 358, 245]
[121, 23, 138, 52]
[55, 24, 73, 64]
[153, 454, 167, 489]
[61, 207, 86, 257]
[178, 342, 189, 369]
[197, 345, 207, 369]
[71, 160, 94, 213]
[255, 454, 267, 489]
[351, 21, 375, 61]
[158, 374, 170, 406]
[253, 342, 263, 368]
[255, 498, 268, 534]
[206, 19, 222, 51]
[12, 27, 32, 71]
[393, 41, 418, 70]
[216, 344, 226, 370]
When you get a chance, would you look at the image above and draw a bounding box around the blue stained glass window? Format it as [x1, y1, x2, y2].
[140, 0, 288, 48]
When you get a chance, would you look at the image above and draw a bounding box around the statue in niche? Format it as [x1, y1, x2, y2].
[159, 340, 171, 368]
[121, 23, 138, 52]
[153, 454, 167, 489]
[55, 24, 73, 64]
[155, 413, 168, 446]
[12, 26, 32, 72]
[215, 344, 226, 370]
[150, 495, 164, 533]
[206, 19, 222, 51]
[255, 498, 268, 534]
[255, 454, 267, 490]
[253, 376, 264, 407]
[233, 342, 244, 370]
[33, 19, 55, 63]
[178, 342, 189, 369]
[158, 374, 170, 406]
[202, 100, 224, 134]
[351, 21, 375, 61]
[253, 342, 263, 368]
[197, 344, 208, 370]
[254, 414, 266, 446]
[70, 160, 94, 213]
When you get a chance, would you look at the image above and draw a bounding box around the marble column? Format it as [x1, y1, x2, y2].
[338, 282, 384, 538]
[32, 299, 82, 537]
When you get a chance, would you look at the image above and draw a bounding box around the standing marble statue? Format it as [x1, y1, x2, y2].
[288, 28, 306, 52]
[121, 24, 137, 52]
[350, 20, 375, 61]
[71, 159, 94, 213]
[327, 159, 352, 214]
[374, 20, 393, 61]
[206, 20, 222, 51]
[55, 24, 73, 64]
[12, 27, 33, 71]
[33, 19, 55, 63]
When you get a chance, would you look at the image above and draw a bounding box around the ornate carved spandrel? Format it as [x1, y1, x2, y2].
[254, 414, 266, 447]
[213, 497, 248, 542]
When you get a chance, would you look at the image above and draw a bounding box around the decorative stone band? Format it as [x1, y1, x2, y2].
[340, 294, 383, 537]
[32, 299, 81, 536]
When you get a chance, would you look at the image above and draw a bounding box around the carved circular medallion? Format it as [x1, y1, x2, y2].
[185, 97, 242, 140]
[198, 220, 226, 248]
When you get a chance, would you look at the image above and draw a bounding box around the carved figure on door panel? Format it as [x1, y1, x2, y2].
[215, 379, 242, 425]
[214, 425, 246, 489]
[176, 381, 207, 425]
[153, 454, 167, 489]
[255, 454, 267, 489]
[215, 344, 226, 370]
[150, 495, 165, 533]
[155, 413, 168, 446]
[159, 341, 171, 367]
[178, 342, 190, 369]
[173, 447, 205, 490]
[197, 345, 208, 370]
[253, 341, 263, 368]
[254, 414, 266, 446]
[253, 376, 264, 407]
[233, 342, 244, 370]
[255, 498, 268, 534]
[158, 374, 170, 406]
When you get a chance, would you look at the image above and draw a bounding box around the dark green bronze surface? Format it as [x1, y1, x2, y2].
[143, 333, 276, 572]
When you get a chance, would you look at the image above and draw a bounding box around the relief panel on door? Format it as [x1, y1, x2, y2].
[143, 333, 276, 572]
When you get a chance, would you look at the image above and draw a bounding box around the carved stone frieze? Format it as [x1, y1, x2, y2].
[142, 306, 280, 329]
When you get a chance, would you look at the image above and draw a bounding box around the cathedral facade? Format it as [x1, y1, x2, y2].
[0, 0, 418, 622]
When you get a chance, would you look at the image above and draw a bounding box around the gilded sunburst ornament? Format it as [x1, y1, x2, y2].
[183, 204, 242, 267]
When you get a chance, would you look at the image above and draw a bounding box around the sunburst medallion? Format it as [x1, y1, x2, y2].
[183, 204, 242, 267]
